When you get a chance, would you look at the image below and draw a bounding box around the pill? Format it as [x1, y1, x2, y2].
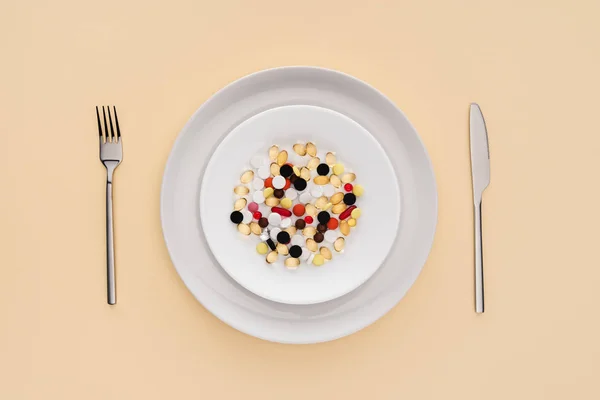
[344, 183, 353, 192]
[339, 205, 357, 220]
[253, 177, 264, 190]
[324, 230, 338, 243]
[234, 198, 247, 211]
[276, 243, 289, 255]
[277, 231, 291, 244]
[264, 177, 273, 189]
[250, 222, 262, 235]
[312, 254, 325, 266]
[315, 196, 329, 210]
[285, 226, 297, 236]
[330, 174, 342, 188]
[293, 143, 307, 156]
[234, 185, 249, 196]
[285, 257, 300, 269]
[343, 193, 356, 205]
[260, 231, 270, 241]
[334, 237, 345, 252]
[248, 202, 259, 212]
[307, 254, 315, 264]
[323, 184, 335, 197]
[351, 208, 361, 219]
[327, 218, 338, 230]
[257, 166, 270, 179]
[273, 189, 285, 198]
[320, 247, 332, 260]
[286, 188, 298, 200]
[283, 179, 291, 190]
[256, 242, 268, 254]
[265, 196, 279, 207]
[277, 150, 288, 166]
[292, 165, 301, 177]
[304, 216, 314, 224]
[269, 227, 281, 240]
[307, 157, 320, 170]
[317, 224, 327, 233]
[279, 164, 294, 178]
[314, 175, 329, 185]
[330, 192, 343, 205]
[271, 207, 292, 217]
[317, 163, 330, 176]
[280, 218, 292, 229]
[258, 217, 269, 228]
[289, 245, 302, 258]
[251, 155, 268, 168]
[299, 191, 313, 203]
[238, 223, 250, 235]
[305, 204, 317, 217]
[348, 218, 357, 227]
[325, 152, 336, 166]
[272, 176, 285, 189]
[242, 211, 252, 224]
[306, 238, 318, 252]
[310, 186, 323, 198]
[230, 211, 243, 224]
[268, 213, 282, 226]
[289, 174, 298, 183]
[280, 198, 292, 209]
[353, 185, 364, 198]
[300, 247, 311, 261]
[300, 167, 311, 181]
[252, 191, 265, 204]
[252, 211, 262, 220]
[293, 204, 305, 216]
[295, 219, 306, 229]
[314, 232, 324, 243]
[317, 211, 331, 224]
[341, 173, 356, 183]
[263, 187, 274, 198]
[303, 226, 316, 238]
[306, 142, 317, 157]
[266, 251, 278, 264]
[240, 170, 254, 183]
[269, 145, 279, 161]
[293, 178, 307, 191]
[266, 238, 277, 250]
[332, 164, 344, 175]
[332, 202, 347, 214]
[340, 220, 350, 236]
[291, 235, 305, 247]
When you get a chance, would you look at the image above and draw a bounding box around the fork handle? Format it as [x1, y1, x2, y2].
[474, 200, 484, 313]
[106, 181, 116, 305]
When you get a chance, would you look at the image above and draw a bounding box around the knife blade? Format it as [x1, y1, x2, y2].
[469, 103, 490, 313]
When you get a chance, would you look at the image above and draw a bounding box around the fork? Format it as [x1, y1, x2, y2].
[96, 106, 123, 305]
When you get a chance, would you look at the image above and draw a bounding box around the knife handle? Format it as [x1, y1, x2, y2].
[474, 200, 484, 313]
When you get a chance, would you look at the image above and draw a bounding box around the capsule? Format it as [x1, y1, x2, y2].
[306, 142, 317, 157]
[240, 170, 254, 183]
[330, 174, 342, 188]
[271, 207, 292, 217]
[320, 247, 332, 260]
[293, 143, 307, 156]
[325, 152, 336, 166]
[234, 185, 249, 196]
[269, 145, 279, 161]
[234, 198, 247, 211]
[307, 157, 320, 170]
[339, 205, 357, 220]
[331, 192, 344, 205]
[276, 150, 288, 166]
[266, 251, 278, 264]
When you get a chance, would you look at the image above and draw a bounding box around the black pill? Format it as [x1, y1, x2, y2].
[289, 245, 302, 258]
[289, 174, 298, 183]
[273, 189, 285, 198]
[277, 231, 291, 244]
[266, 238, 277, 251]
[317, 224, 327, 233]
[317, 163, 330, 176]
[230, 211, 243, 224]
[314, 232, 324, 243]
[279, 164, 293, 178]
[293, 178, 307, 191]
[258, 217, 269, 228]
[295, 219, 306, 229]
[343, 193, 356, 205]
[317, 211, 330, 225]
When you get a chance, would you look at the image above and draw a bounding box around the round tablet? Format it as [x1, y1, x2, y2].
[242, 210, 252, 224]
[323, 184, 335, 197]
[285, 188, 298, 200]
[268, 213, 282, 226]
[289, 245, 302, 258]
[252, 177, 264, 190]
[293, 178, 307, 191]
[291, 235, 305, 247]
[230, 211, 243, 224]
[269, 227, 281, 240]
[317, 211, 331, 224]
[273, 175, 286, 189]
[343, 193, 356, 205]
[299, 192, 313, 203]
[280, 218, 292, 229]
[279, 164, 294, 178]
[317, 163, 330, 176]
[324, 230, 338, 243]
[257, 165, 270, 179]
[277, 231, 291, 244]
[310, 186, 323, 198]
[252, 191, 265, 204]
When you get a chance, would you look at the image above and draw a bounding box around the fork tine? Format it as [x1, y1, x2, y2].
[96, 106, 104, 138]
[102, 106, 111, 141]
[113, 106, 121, 138]
[107, 105, 115, 139]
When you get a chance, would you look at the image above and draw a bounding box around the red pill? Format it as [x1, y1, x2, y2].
[327, 218, 339, 230]
[271, 207, 292, 217]
[344, 183, 353, 192]
[293, 204, 305, 217]
[253, 211, 262, 220]
[283, 179, 291, 190]
[305, 216, 314, 224]
[264, 177, 273, 188]
[339, 205, 357, 220]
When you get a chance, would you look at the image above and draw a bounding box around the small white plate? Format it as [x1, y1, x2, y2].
[200, 105, 400, 305]
[161, 66, 437, 343]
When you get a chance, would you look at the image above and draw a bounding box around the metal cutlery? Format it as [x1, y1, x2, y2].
[96, 106, 123, 305]
[469, 103, 490, 314]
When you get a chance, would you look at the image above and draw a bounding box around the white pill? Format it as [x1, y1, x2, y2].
[280, 218, 292, 228]
[257, 165, 270, 179]
[269, 227, 281, 240]
[252, 177, 264, 190]
[285, 188, 298, 200]
[260, 232, 270, 241]
[307, 253, 315, 264]
[310, 186, 323, 198]
[324, 230, 338, 243]
[291, 235, 305, 247]
[323, 184, 335, 197]
[299, 192, 313, 204]
[301, 247, 311, 261]
[268, 213, 282, 226]
[272, 175, 286, 189]
[242, 211, 252, 224]
[251, 155, 268, 168]
[252, 191, 265, 204]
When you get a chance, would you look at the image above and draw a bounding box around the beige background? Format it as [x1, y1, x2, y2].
[2, 0, 600, 399]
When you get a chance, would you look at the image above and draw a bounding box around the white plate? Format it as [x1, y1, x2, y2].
[161, 66, 437, 343]
[201, 105, 400, 304]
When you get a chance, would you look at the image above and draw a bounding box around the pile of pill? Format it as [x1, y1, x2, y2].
[229, 142, 364, 269]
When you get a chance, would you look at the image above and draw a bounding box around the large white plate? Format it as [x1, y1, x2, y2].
[201, 105, 400, 305]
[161, 66, 437, 344]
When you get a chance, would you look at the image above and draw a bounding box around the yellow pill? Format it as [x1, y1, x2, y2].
[348, 218, 357, 227]
[312, 254, 325, 266]
[351, 208, 361, 219]
[263, 187, 274, 198]
[353, 184, 364, 197]
[256, 242, 268, 255]
[333, 163, 345, 175]
[280, 198, 292, 209]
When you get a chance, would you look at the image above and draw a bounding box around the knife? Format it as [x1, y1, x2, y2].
[470, 103, 490, 314]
